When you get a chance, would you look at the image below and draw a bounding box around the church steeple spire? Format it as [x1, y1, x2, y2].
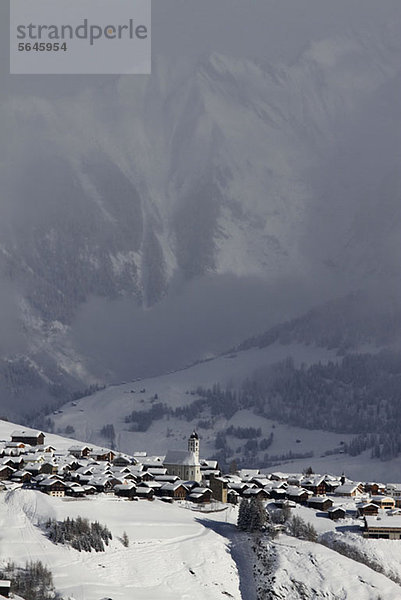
[188, 431, 199, 461]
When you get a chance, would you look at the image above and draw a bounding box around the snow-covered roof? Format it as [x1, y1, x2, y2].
[238, 469, 260, 479]
[161, 482, 188, 491]
[365, 515, 401, 529]
[370, 495, 394, 503]
[286, 486, 311, 497]
[11, 429, 44, 438]
[307, 496, 332, 504]
[335, 483, 361, 494]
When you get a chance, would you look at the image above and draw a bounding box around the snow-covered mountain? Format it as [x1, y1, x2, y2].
[0, 25, 400, 415]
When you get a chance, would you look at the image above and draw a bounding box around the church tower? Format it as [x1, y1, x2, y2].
[188, 431, 200, 461]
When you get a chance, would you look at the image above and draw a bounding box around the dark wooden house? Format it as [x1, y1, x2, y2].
[307, 496, 333, 511]
[11, 430, 45, 446]
[159, 482, 188, 500]
[0, 580, 10, 598]
[327, 507, 346, 520]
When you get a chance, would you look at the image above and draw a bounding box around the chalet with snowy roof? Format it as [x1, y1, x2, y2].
[65, 483, 86, 498]
[163, 432, 201, 482]
[11, 430, 45, 446]
[327, 506, 346, 520]
[68, 445, 92, 459]
[301, 475, 327, 496]
[136, 486, 154, 500]
[188, 486, 212, 503]
[0, 465, 15, 480]
[243, 487, 269, 500]
[114, 483, 137, 498]
[239, 469, 260, 481]
[370, 495, 395, 510]
[1, 456, 23, 469]
[112, 454, 133, 467]
[286, 486, 312, 504]
[0, 580, 10, 598]
[250, 477, 271, 488]
[307, 496, 333, 511]
[154, 474, 179, 483]
[89, 449, 115, 462]
[364, 515, 401, 539]
[323, 477, 342, 494]
[227, 481, 248, 496]
[11, 470, 31, 483]
[385, 483, 401, 507]
[160, 482, 188, 500]
[335, 482, 364, 497]
[269, 487, 287, 500]
[357, 502, 379, 517]
[365, 482, 385, 495]
[38, 478, 67, 497]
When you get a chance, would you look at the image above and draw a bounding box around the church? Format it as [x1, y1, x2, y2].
[163, 431, 201, 482]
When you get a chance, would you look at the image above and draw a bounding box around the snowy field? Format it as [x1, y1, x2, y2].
[0, 488, 241, 600]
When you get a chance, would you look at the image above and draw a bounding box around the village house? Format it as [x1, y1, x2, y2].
[11, 430, 45, 447]
[365, 482, 385, 495]
[68, 445, 92, 459]
[89, 449, 116, 462]
[112, 454, 133, 467]
[364, 515, 401, 539]
[370, 495, 395, 510]
[159, 482, 188, 500]
[286, 486, 312, 504]
[357, 502, 379, 517]
[208, 473, 228, 503]
[307, 496, 333, 511]
[0, 580, 10, 598]
[385, 484, 401, 507]
[243, 487, 269, 500]
[187, 487, 212, 503]
[0, 465, 15, 480]
[38, 478, 67, 497]
[327, 506, 346, 520]
[136, 486, 154, 500]
[301, 475, 327, 496]
[114, 483, 137, 498]
[335, 482, 364, 497]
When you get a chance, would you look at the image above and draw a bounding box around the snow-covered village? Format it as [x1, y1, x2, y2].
[2, 421, 401, 599]
[1, 0, 400, 598]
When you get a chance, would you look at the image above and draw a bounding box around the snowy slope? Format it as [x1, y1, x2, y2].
[47, 337, 401, 483]
[0, 488, 240, 600]
[49, 342, 349, 456]
[261, 534, 401, 599]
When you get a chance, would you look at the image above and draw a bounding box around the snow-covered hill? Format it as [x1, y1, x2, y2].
[37, 341, 392, 482]
[0, 488, 240, 600]
[2, 421, 401, 600]
[49, 342, 343, 450]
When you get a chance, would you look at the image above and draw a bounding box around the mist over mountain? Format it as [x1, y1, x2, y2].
[0, 6, 400, 418]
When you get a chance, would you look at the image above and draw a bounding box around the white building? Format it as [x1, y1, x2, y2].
[163, 432, 201, 482]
